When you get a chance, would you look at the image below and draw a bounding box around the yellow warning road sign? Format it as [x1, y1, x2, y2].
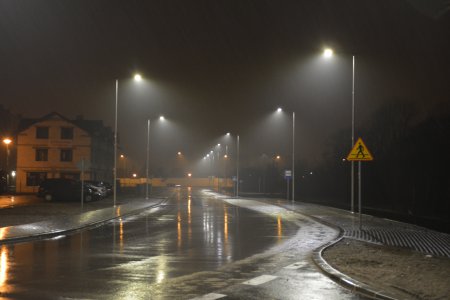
[347, 138, 374, 161]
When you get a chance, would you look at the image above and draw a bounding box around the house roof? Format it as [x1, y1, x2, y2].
[18, 112, 112, 140]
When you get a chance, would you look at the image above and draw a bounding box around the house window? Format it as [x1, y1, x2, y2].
[35, 148, 48, 161]
[36, 127, 49, 139]
[26, 172, 47, 186]
[60, 149, 73, 162]
[61, 127, 74, 139]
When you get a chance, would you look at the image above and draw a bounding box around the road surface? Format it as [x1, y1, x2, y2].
[0, 188, 364, 299]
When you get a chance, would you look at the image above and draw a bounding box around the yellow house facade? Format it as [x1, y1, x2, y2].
[16, 112, 113, 193]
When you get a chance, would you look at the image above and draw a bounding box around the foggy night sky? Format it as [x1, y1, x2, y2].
[1, 1, 449, 173]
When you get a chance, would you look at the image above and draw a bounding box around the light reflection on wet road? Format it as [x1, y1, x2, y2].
[0, 188, 299, 299]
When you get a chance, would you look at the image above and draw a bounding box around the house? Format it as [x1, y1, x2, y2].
[15, 112, 113, 193]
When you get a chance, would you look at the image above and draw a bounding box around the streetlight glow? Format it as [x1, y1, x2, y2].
[323, 48, 333, 58]
[277, 107, 282, 112]
[159, 115, 165, 121]
[3, 138, 12, 191]
[134, 74, 142, 82]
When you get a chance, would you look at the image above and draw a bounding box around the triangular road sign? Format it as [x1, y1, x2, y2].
[347, 138, 374, 161]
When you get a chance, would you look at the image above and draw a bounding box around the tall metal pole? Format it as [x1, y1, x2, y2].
[145, 119, 150, 199]
[358, 161, 362, 230]
[113, 79, 118, 207]
[236, 135, 240, 197]
[351, 55, 355, 213]
[5, 143, 10, 191]
[292, 111, 295, 202]
[217, 145, 221, 192]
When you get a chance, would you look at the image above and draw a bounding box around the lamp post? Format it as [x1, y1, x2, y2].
[236, 134, 240, 197]
[145, 115, 165, 200]
[146, 119, 150, 199]
[113, 74, 142, 207]
[276, 108, 295, 202]
[3, 138, 12, 192]
[323, 48, 356, 213]
[292, 111, 295, 202]
[216, 144, 221, 192]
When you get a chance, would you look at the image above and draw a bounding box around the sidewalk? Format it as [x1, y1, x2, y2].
[262, 198, 450, 300]
[283, 201, 450, 258]
[0, 194, 165, 244]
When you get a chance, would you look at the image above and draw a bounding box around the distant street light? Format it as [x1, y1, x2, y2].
[114, 74, 142, 207]
[323, 48, 333, 58]
[145, 115, 166, 200]
[3, 138, 12, 192]
[323, 48, 356, 213]
[119, 154, 127, 177]
[275, 108, 296, 202]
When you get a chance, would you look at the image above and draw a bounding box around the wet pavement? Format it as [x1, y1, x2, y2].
[0, 188, 367, 299]
[5, 189, 447, 299]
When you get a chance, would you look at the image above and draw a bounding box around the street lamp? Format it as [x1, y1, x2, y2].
[114, 74, 142, 207]
[145, 115, 165, 200]
[323, 48, 333, 58]
[275, 108, 296, 202]
[224, 133, 240, 197]
[323, 48, 356, 213]
[3, 138, 12, 192]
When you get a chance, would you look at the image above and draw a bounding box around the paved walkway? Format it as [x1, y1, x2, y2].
[0, 194, 165, 244]
[275, 200, 450, 258]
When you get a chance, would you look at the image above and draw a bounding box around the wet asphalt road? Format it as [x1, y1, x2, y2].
[0, 188, 365, 299]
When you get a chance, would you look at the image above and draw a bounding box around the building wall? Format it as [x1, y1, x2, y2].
[16, 117, 92, 193]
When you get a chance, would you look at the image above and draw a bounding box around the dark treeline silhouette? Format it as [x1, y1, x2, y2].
[298, 102, 450, 233]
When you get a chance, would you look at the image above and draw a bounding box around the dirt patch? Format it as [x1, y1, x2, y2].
[323, 238, 450, 300]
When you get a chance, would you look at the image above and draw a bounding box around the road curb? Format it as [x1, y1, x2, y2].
[306, 214, 398, 300]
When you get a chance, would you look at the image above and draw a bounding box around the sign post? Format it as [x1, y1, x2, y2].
[284, 170, 292, 201]
[346, 138, 373, 230]
[77, 158, 90, 209]
[80, 158, 84, 209]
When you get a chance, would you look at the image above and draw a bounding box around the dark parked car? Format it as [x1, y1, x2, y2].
[37, 178, 100, 202]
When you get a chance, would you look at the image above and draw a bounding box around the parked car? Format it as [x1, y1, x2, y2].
[84, 181, 112, 197]
[37, 178, 99, 202]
